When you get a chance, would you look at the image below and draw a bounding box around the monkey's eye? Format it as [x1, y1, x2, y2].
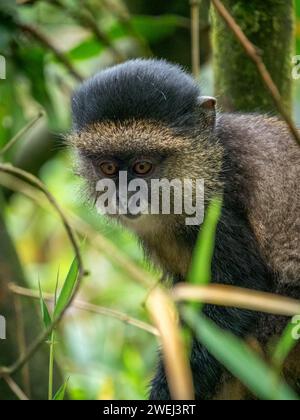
[100, 161, 119, 177]
[132, 161, 153, 176]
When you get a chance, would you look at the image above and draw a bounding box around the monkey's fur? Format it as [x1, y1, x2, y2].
[70, 59, 300, 399]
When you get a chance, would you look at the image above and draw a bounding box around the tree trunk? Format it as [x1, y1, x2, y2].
[0, 191, 62, 400]
[212, 0, 294, 113]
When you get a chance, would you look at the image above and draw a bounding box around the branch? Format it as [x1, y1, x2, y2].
[0, 163, 86, 377]
[0, 172, 156, 289]
[211, 0, 300, 147]
[190, 0, 200, 78]
[0, 111, 45, 157]
[3, 375, 29, 401]
[9, 283, 159, 337]
[13, 295, 31, 397]
[173, 284, 300, 316]
[0, 164, 83, 274]
[146, 287, 195, 400]
[49, 0, 125, 63]
[17, 22, 83, 82]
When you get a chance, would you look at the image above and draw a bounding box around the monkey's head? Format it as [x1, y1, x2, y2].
[69, 59, 223, 236]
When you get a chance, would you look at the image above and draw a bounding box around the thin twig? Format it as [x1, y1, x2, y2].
[3, 375, 30, 401]
[0, 111, 45, 156]
[48, 330, 55, 400]
[211, 0, 300, 147]
[142, 273, 167, 309]
[13, 295, 31, 398]
[0, 163, 86, 377]
[0, 164, 83, 275]
[17, 22, 83, 82]
[78, 9, 125, 63]
[9, 283, 159, 336]
[0, 173, 156, 289]
[173, 284, 300, 316]
[190, 0, 200, 78]
[49, 0, 125, 63]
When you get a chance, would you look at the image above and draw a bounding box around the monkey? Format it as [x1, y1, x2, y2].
[69, 59, 300, 400]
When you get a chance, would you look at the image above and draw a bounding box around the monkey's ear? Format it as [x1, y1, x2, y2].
[197, 96, 217, 129]
[198, 96, 217, 110]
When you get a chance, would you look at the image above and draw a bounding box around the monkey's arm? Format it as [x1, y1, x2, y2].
[150, 206, 272, 400]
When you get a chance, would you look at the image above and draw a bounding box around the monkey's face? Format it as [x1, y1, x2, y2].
[69, 119, 223, 235]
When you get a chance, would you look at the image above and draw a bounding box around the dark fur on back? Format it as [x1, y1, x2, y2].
[216, 114, 300, 286]
[72, 59, 201, 132]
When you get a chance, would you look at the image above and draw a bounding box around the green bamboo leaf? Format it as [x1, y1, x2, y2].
[54, 268, 60, 306]
[53, 378, 69, 401]
[48, 331, 56, 400]
[38, 280, 52, 329]
[53, 258, 79, 320]
[187, 197, 222, 285]
[67, 37, 104, 61]
[272, 317, 300, 370]
[183, 307, 299, 401]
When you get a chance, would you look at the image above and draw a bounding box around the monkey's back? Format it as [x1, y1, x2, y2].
[216, 114, 300, 287]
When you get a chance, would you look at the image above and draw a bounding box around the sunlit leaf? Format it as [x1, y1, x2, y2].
[53, 258, 79, 320]
[187, 197, 222, 285]
[53, 378, 69, 401]
[38, 280, 52, 329]
[67, 37, 104, 61]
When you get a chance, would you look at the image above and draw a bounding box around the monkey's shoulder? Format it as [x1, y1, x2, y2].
[217, 113, 300, 285]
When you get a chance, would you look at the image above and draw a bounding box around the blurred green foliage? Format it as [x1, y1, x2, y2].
[0, 0, 300, 401]
[296, 0, 300, 54]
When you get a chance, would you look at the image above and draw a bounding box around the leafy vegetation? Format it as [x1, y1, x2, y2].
[0, 0, 299, 401]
